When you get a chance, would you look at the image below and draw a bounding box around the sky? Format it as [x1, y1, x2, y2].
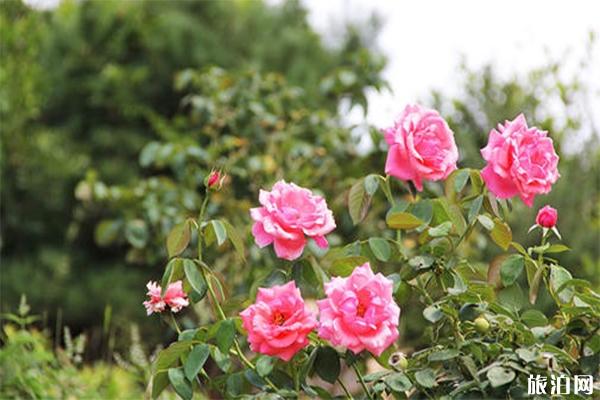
[300, 0, 599, 135]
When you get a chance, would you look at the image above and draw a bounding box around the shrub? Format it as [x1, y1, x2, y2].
[141, 107, 599, 398]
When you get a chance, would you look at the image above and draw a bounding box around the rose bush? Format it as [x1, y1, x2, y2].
[144, 106, 599, 399]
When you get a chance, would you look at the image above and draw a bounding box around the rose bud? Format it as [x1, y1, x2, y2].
[535, 205, 558, 228]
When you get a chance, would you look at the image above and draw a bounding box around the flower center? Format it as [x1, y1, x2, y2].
[357, 302, 367, 317]
[273, 311, 285, 325]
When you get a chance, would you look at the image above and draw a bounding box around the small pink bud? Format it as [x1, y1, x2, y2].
[207, 170, 220, 188]
[535, 205, 558, 228]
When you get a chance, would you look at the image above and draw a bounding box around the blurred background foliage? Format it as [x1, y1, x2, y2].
[1, 0, 598, 393]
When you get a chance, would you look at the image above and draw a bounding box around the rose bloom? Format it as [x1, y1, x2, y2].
[384, 104, 458, 191]
[143, 281, 166, 315]
[250, 180, 336, 260]
[317, 263, 400, 356]
[240, 281, 317, 361]
[481, 114, 559, 207]
[143, 280, 189, 315]
[163, 280, 189, 313]
[536, 205, 558, 228]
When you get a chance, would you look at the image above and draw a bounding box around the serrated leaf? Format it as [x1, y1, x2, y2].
[184, 344, 209, 381]
[314, 346, 340, 384]
[368, 238, 391, 262]
[348, 178, 371, 225]
[183, 259, 207, 300]
[386, 212, 423, 230]
[500, 254, 524, 286]
[168, 368, 192, 400]
[167, 221, 191, 258]
[528, 262, 544, 304]
[490, 218, 512, 250]
[161, 258, 184, 295]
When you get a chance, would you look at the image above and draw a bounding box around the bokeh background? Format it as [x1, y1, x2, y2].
[1, 0, 599, 397]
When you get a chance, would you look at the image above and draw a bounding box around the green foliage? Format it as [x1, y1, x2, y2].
[0, 303, 145, 399]
[1, 0, 385, 351]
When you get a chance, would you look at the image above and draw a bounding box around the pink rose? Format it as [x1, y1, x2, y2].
[481, 114, 559, 207]
[163, 281, 189, 313]
[317, 263, 400, 356]
[240, 281, 317, 361]
[384, 104, 458, 191]
[250, 180, 336, 260]
[143, 280, 189, 315]
[536, 205, 558, 228]
[143, 281, 166, 315]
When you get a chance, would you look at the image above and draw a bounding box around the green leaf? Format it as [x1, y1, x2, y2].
[368, 238, 391, 262]
[222, 220, 246, 260]
[184, 344, 209, 381]
[151, 371, 169, 399]
[486, 366, 515, 387]
[256, 356, 274, 377]
[468, 195, 484, 222]
[154, 340, 193, 373]
[414, 369, 436, 388]
[209, 220, 227, 246]
[521, 309, 548, 327]
[216, 319, 235, 354]
[364, 174, 379, 196]
[386, 212, 423, 230]
[411, 201, 433, 225]
[477, 215, 494, 230]
[167, 221, 191, 258]
[210, 346, 231, 372]
[168, 368, 193, 400]
[545, 244, 570, 254]
[528, 263, 544, 305]
[385, 372, 413, 392]
[550, 265, 574, 303]
[314, 346, 340, 384]
[428, 349, 460, 362]
[348, 178, 371, 225]
[428, 221, 452, 238]
[183, 260, 207, 300]
[500, 255, 524, 286]
[226, 373, 243, 397]
[423, 305, 443, 323]
[454, 169, 470, 193]
[330, 256, 369, 277]
[161, 258, 184, 294]
[490, 218, 512, 250]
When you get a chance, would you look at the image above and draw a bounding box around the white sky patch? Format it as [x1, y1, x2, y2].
[300, 0, 599, 140]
